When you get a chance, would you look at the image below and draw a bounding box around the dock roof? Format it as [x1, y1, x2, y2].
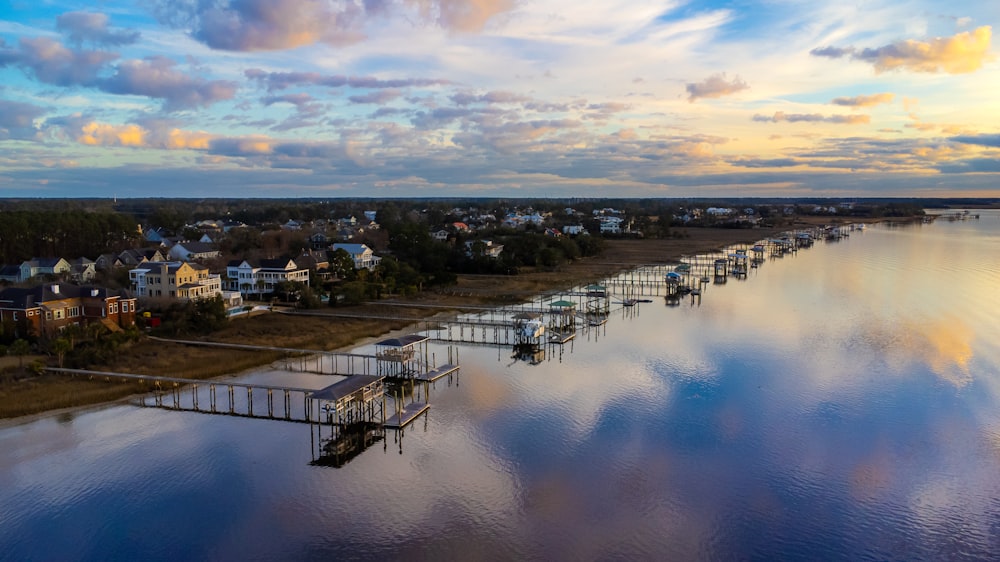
[375, 334, 428, 347]
[311, 375, 383, 402]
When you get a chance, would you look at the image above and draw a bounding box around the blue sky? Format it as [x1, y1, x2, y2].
[1, 0, 998, 198]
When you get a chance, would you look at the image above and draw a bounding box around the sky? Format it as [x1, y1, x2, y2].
[1, 0, 998, 199]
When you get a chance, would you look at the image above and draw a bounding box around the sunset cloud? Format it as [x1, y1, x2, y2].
[811, 26, 994, 74]
[831, 93, 895, 107]
[409, 0, 517, 32]
[752, 112, 871, 125]
[686, 73, 749, 102]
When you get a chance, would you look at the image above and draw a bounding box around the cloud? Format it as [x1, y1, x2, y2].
[179, 0, 366, 51]
[0, 37, 117, 87]
[245, 68, 449, 91]
[950, 134, 1000, 148]
[831, 93, 895, 107]
[349, 89, 403, 104]
[811, 26, 994, 74]
[408, 0, 517, 32]
[731, 158, 801, 168]
[57, 118, 216, 149]
[752, 112, 870, 125]
[99, 57, 237, 110]
[0, 100, 45, 140]
[686, 73, 749, 102]
[155, 0, 515, 52]
[56, 11, 140, 46]
[450, 90, 529, 105]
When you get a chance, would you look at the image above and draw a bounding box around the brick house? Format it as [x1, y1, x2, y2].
[0, 283, 137, 339]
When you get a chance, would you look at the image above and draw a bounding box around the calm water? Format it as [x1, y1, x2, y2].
[2, 212, 1000, 561]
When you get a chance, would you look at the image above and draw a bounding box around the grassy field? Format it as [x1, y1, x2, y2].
[0, 221, 860, 421]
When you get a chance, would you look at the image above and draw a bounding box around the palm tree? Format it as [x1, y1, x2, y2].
[51, 338, 71, 368]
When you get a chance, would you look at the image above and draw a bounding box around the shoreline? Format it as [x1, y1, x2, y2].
[0, 219, 895, 423]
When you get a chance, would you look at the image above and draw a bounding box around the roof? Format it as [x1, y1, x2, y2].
[0, 265, 20, 277]
[310, 375, 384, 402]
[0, 284, 123, 308]
[176, 241, 218, 254]
[549, 300, 576, 308]
[332, 243, 371, 254]
[376, 334, 429, 348]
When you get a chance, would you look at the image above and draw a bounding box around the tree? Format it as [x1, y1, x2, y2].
[51, 337, 71, 368]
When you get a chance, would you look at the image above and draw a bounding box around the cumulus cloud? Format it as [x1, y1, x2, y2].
[99, 57, 237, 110]
[686, 73, 749, 102]
[811, 26, 994, 74]
[56, 117, 216, 149]
[752, 112, 870, 125]
[56, 11, 140, 46]
[0, 100, 45, 140]
[0, 37, 117, 86]
[245, 68, 449, 91]
[831, 93, 895, 107]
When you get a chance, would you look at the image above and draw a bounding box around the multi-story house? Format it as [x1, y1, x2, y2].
[331, 244, 381, 271]
[130, 261, 224, 301]
[225, 258, 310, 298]
[0, 282, 137, 338]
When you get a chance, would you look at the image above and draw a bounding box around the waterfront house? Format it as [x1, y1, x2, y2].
[130, 261, 224, 301]
[331, 243, 381, 271]
[225, 258, 310, 298]
[0, 282, 137, 338]
[167, 241, 221, 262]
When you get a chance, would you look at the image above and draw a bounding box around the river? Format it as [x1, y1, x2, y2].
[2, 211, 999, 560]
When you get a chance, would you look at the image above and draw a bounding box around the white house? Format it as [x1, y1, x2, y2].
[465, 240, 504, 258]
[331, 243, 381, 271]
[168, 241, 221, 262]
[562, 225, 587, 235]
[599, 216, 623, 234]
[226, 258, 310, 298]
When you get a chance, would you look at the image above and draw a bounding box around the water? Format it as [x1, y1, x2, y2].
[2, 212, 999, 560]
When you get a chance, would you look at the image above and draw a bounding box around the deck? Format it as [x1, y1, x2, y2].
[416, 363, 460, 382]
[384, 401, 430, 429]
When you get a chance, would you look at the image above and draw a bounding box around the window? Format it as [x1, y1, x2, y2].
[54, 309, 63, 319]
[121, 302, 128, 313]
[45, 311, 52, 320]
[69, 306, 80, 317]
[12, 312, 17, 321]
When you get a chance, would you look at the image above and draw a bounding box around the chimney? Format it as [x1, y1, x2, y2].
[91, 289, 100, 297]
[51, 284, 60, 294]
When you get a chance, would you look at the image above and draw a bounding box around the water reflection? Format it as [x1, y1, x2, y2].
[2, 213, 1000, 559]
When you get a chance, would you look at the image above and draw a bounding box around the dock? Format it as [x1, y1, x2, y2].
[417, 363, 460, 382]
[384, 401, 431, 429]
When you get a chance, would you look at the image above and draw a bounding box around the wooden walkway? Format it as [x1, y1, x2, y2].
[384, 401, 430, 429]
[417, 363, 459, 382]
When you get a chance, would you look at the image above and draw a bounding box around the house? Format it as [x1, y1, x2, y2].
[310, 232, 330, 249]
[143, 226, 170, 243]
[0, 282, 137, 338]
[364, 211, 377, 222]
[69, 257, 97, 283]
[562, 225, 587, 235]
[599, 216, 623, 234]
[431, 229, 450, 242]
[130, 261, 224, 301]
[119, 248, 166, 267]
[225, 258, 310, 298]
[0, 265, 22, 283]
[19, 258, 72, 282]
[95, 253, 125, 271]
[465, 240, 504, 258]
[167, 241, 221, 262]
[331, 244, 381, 271]
[293, 250, 329, 272]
